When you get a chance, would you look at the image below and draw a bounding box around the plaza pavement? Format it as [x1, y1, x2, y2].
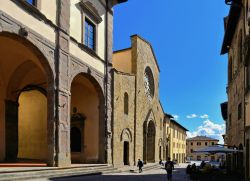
[30, 163, 190, 181]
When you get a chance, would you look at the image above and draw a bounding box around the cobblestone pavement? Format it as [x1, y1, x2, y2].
[43, 164, 190, 181]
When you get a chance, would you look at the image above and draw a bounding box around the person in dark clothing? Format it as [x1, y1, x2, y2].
[200, 161, 205, 169]
[165, 157, 174, 181]
[186, 164, 191, 174]
[137, 159, 143, 173]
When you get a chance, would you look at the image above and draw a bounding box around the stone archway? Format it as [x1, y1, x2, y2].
[70, 73, 104, 164]
[147, 121, 156, 162]
[0, 32, 55, 165]
[143, 120, 156, 163]
[120, 128, 132, 166]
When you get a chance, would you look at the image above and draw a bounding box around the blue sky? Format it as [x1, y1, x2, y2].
[113, 1, 229, 143]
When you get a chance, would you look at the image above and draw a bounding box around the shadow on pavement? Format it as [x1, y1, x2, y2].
[50, 174, 170, 181]
[50, 168, 189, 181]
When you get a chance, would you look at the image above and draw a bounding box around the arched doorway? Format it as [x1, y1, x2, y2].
[123, 141, 129, 165]
[166, 145, 169, 160]
[159, 146, 162, 160]
[70, 127, 82, 152]
[143, 120, 156, 163]
[121, 128, 132, 166]
[147, 121, 156, 162]
[158, 138, 163, 161]
[0, 33, 53, 165]
[70, 74, 104, 164]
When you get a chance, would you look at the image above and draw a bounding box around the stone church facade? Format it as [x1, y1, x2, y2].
[0, 0, 127, 167]
[112, 35, 165, 167]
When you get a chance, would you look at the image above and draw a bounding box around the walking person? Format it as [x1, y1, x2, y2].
[137, 159, 144, 173]
[165, 157, 174, 181]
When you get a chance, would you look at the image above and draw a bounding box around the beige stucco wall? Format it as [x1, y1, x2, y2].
[69, 42, 105, 74]
[39, 0, 57, 24]
[186, 139, 219, 161]
[169, 123, 186, 163]
[0, 1, 56, 43]
[18, 90, 48, 160]
[113, 49, 132, 74]
[163, 117, 170, 160]
[113, 71, 135, 167]
[70, 0, 106, 60]
[71, 78, 99, 163]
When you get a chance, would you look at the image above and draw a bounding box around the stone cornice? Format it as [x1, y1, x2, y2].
[79, 1, 103, 24]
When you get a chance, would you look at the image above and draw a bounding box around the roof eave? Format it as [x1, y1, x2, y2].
[170, 119, 189, 132]
[221, 3, 242, 55]
[109, 0, 128, 7]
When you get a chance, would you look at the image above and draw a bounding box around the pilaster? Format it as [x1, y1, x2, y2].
[105, 8, 114, 164]
[55, 0, 71, 167]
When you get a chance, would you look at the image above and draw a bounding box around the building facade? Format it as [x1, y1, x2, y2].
[0, 0, 126, 167]
[163, 114, 187, 163]
[186, 136, 219, 161]
[112, 35, 165, 167]
[221, 0, 249, 178]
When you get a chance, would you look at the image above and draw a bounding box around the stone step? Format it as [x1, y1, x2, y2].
[0, 165, 118, 181]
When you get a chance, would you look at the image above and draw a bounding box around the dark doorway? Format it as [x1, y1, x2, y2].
[159, 146, 162, 160]
[143, 121, 147, 162]
[147, 121, 155, 162]
[5, 100, 18, 161]
[166, 145, 169, 160]
[246, 139, 249, 179]
[70, 127, 81, 152]
[123, 141, 129, 165]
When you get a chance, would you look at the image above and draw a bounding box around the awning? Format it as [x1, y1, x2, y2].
[193, 146, 243, 154]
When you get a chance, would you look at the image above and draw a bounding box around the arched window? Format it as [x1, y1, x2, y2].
[144, 67, 155, 100]
[124, 92, 129, 115]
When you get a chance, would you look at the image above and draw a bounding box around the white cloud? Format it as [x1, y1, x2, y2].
[187, 119, 225, 144]
[186, 114, 197, 119]
[200, 114, 209, 119]
[172, 115, 179, 120]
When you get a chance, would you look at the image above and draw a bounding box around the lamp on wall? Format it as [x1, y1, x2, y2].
[225, 0, 242, 5]
[19, 27, 28, 37]
[225, 0, 233, 5]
